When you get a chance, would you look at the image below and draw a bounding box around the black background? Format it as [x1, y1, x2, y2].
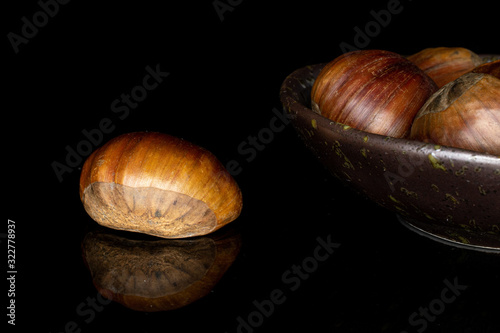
[5, 0, 499, 332]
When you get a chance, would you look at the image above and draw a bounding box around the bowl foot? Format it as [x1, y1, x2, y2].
[397, 215, 500, 254]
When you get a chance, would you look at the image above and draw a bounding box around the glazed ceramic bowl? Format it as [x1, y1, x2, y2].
[280, 56, 500, 252]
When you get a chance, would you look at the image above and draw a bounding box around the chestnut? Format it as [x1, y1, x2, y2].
[311, 50, 438, 138]
[79, 132, 243, 239]
[470, 59, 500, 79]
[410, 72, 500, 155]
[407, 47, 482, 88]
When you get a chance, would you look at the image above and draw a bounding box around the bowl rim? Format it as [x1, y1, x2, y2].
[280, 60, 500, 167]
[279, 56, 500, 251]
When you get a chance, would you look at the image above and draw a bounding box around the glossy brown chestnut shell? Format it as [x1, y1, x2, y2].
[410, 72, 500, 155]
[471, 59, 500, 78]
[80, 132, 243, 239]
[311, 50, 438, 138]
[408, 47, 483, 87]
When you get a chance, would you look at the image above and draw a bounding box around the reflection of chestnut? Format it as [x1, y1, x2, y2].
[81, 226, 241, 311]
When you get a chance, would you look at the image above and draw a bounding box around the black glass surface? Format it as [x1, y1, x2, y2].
[6, 1, 499, 332]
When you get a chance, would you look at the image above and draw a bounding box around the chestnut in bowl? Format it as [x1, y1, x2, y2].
[280, 55, 500, 252]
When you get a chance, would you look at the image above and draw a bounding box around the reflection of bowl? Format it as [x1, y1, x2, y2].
[81, 226, 241, 311]
[280, 57, 500, 252]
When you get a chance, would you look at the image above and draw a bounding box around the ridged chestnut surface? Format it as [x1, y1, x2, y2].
[410, 73, 500, 155]
[79, 132, 243, 238]
[311, 50, 438, 138]
[407, 47, 483, 88]
[471, 59, 500, 79]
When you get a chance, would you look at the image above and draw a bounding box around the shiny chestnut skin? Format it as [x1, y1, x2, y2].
[79, 132, 243, 239]
[407, 47, 483, 88]
[471, 59, 500, 79]
[410, 72, 500, 155]
[311, 50, 438, 138]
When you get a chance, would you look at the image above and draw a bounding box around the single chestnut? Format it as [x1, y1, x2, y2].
[311, 50, 438, 138]
[407, 47, 482, 88]
[79, 132, 243, 239]
[410, 72, 500, 155]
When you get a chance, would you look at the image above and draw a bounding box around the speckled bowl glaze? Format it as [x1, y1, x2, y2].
[280, 56, 500, 252]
